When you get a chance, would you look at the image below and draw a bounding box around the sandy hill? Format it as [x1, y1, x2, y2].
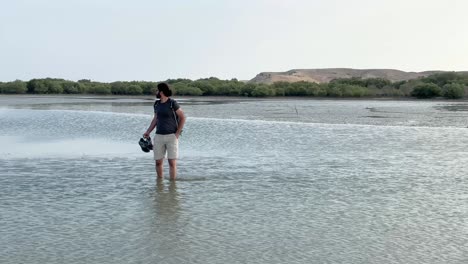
[249, 68, 447, 84]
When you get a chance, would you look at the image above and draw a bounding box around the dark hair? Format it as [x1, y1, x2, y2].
[157, 82, 172, 97]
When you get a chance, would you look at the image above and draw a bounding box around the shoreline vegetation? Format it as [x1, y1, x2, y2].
[1, 72, 468, 99]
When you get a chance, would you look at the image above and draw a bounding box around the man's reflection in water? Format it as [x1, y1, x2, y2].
[143, 180, 194, 262]
[153, 178, 181, 224]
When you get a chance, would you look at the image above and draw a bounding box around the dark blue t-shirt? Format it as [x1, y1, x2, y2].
[154, 98, 180, 135]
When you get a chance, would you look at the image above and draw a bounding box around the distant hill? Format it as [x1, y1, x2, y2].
[249, 68, 458, 84]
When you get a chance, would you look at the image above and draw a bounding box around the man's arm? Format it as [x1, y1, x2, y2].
[143, 114, 157, 138]
[175, 108, 186, 139]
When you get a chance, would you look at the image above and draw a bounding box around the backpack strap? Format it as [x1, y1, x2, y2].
[170, 98, 179, 128]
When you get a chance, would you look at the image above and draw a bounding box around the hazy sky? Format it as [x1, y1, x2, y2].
[1, 0, 468, 82]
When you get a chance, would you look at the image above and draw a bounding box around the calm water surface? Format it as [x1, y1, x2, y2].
[1, 96, 467, 264]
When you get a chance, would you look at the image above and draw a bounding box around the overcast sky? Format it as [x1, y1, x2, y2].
[1, 0, 467, 82]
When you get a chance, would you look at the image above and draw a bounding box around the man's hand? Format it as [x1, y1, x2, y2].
[175, 132, 180, 139]
[143, 132, 150, 138]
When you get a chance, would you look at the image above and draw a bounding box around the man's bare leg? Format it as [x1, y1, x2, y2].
[168, 159, 177, 180]
[155, 159, 164, 179]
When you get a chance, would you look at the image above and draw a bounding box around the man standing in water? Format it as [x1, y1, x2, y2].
[143, 83, 186, 180]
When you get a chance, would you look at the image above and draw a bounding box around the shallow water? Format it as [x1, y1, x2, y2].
[1, 96, 467, 263]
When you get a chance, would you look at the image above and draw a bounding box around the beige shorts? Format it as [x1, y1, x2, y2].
[153, 133, 178, 160]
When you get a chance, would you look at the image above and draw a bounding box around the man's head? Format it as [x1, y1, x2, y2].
[157, 82, 172, 98]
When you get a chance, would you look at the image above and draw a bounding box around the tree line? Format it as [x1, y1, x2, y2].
[1, 72, 468, 99]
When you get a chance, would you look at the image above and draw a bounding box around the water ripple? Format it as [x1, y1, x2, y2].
[1, 100, 468, 263]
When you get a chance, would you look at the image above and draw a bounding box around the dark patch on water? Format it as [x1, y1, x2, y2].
[362, 115, 389, 119]
[435, 104, 468, 112]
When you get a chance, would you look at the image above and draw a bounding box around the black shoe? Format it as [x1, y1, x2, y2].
[139, 137, 152, 152]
